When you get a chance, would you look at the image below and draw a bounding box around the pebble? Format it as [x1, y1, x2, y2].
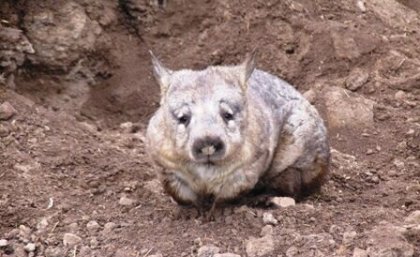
[262, 212, 278, 225]
[90, 237, 99, 249]
[19, 225, 32, 240]
[286, 246, 299, 257]
[393, 159, 405, 169]
[197, 244, 220, 257]
[270, 197, 296, 208]
[245, 235, 274, 257]
[103, 222, 117, 233]
[37, 217, 49, 232]
[0, 124, 10, 137]
[45, 246, 65, 257]
[194, 237, 203, 247]
[260, 225, 274, 237]
[345, 68, 369, 91]
[406, 129, 415, 136]
[119, 195, 135, 206]
[86, 220, 101, 232]
[63, 233, 82, 247]
[343, 230, 357, 245]
[0, 101, 17, 120]
[120, 122, 134, 133]
[0, 239, 8, 247]
[352, 247, 368, 257]
[395, 90, 407, 101]
[404, 210, 420, 225]
[24, 243, 36, 252]
[366, 149, 374, 155]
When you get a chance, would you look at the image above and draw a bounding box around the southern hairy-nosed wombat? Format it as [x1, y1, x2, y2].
[146, 50, 330, 210]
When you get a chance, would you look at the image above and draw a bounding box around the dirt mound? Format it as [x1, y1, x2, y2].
[0, 0, 419, 256]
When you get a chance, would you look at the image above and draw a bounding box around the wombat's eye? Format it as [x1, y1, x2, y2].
[222, 112, 234, 122]
[177, 114, 191, 125]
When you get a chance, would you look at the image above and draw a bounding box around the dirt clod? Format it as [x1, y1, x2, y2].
[63, 233, 82, 247]
[0, 101, 16, 120]
[270, 197, 296, 208]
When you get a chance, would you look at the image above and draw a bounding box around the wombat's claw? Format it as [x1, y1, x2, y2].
[203, 201, 218, 222]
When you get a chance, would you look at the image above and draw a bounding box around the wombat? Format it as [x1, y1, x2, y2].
[146, 50, 330, 211]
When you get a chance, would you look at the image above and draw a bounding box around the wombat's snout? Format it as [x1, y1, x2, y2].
[192, 136, 226, 162]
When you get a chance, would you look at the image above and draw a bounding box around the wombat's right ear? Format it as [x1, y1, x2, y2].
[149, 50, 172, 96]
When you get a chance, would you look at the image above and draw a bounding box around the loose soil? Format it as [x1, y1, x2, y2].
[0, 0, 419, 256]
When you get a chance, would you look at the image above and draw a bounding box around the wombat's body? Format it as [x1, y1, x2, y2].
[146, 51, 330, 208]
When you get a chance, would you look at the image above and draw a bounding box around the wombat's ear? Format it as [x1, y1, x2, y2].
[239, 48, 257, 90]
[149, 50, 172, 96]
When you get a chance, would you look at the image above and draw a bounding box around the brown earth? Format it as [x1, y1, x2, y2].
[0, 0, 419, 256]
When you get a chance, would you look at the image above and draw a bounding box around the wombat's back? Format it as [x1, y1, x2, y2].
[247, 69, 330, 197]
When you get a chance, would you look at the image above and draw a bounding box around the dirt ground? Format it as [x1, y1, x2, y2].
[0, 0, 419, 256]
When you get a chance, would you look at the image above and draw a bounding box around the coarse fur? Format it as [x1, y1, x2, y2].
[146, 50, 330, 209]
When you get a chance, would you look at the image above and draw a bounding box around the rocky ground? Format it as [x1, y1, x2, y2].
[0, 0, 419, 256]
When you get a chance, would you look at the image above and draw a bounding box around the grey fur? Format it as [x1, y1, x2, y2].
[146, 52, 330, 207]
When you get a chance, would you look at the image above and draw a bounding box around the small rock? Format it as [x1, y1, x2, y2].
[214, 254, 241, 257]
[63, 233, 82, 247]
[78, 246, 92, 257]
[343, 230, 357, 245]
[345, 68, 369, 91]
[260, 225, 274, 237]
[404, 210, 420, 225]
[120, 122, 134, 133]
[19, 225, 32, 240]
[356, 0, 367, 12]
[324, 87, 375, 129]
[119, 195, 135, 206]
[90, 237, 99, 249]
[366, 149, 374, 155]
[24, 243, 36, 252]
[194, 237, 203, 247]
[103, 222, 117, 233]
[67, 222, 79, 233]
[270, 197, 296, 208]
[4, 229, 19, 239]
[353, 247, 368, 257]
[197, 244, 220, 257]
[406, 129, 415, 136]
[45, 246, 65, 257]
[0, 101, 17, 120]
[86, 220, 100, 232]
[0, 124, 10, 137]
[36, 218, 49, 232]
[262, 212, 278, 225]
[393, 159, 405, 169]
[395, 90, 407, 101]
[0, 239, 9, 247]
[143, 179, 163, 195]
[245, 235, 274, 257]
[286, 246, 299, 257]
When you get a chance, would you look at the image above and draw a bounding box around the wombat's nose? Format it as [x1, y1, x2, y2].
[192, 136, 225, 161]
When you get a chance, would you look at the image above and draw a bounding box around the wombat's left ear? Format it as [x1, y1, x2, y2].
[149, 50, 172, 97]
[239, 48, 257, 90]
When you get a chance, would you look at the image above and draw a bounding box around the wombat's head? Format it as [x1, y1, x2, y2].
[150, 50, 257, 166]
